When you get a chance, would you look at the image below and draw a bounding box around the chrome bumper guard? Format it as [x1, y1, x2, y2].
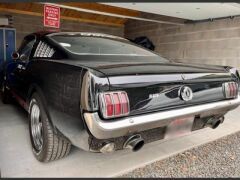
[84, 96, 240, 139]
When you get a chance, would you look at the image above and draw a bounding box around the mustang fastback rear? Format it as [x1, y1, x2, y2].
[1, 31, 240, 162]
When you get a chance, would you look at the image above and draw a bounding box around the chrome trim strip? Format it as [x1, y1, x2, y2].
[84, 96, 240, 139]
[46, 31, 126, 40]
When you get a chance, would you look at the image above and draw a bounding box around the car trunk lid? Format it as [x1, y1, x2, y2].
[82, 59, 234, 116]
[64, 57, 235, 116]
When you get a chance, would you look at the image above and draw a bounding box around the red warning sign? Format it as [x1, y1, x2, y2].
[44, 4, 60, 28]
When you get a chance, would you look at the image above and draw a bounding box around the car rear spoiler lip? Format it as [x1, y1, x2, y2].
[84, 96, 240, 139]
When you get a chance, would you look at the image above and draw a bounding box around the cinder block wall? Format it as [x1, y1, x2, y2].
[0, 12, 124, 48]
[125, 18, 240, 70]
[2, 12, 240, 70]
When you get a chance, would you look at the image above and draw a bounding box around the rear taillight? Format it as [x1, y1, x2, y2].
[99, 91, 130, 119]
[223, 82, 239, 99]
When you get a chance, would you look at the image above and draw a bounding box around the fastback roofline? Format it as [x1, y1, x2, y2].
[46, 32, 126, 41]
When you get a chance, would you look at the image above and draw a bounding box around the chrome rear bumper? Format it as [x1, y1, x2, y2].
[84, 96, 240, 139]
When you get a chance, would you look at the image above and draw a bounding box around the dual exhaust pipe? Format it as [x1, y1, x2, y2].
[100, 134, 145, 153]
[123, 115, 225, 153]
[100, 116, 224, 153]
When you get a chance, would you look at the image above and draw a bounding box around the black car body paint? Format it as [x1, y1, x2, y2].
[2, 31, 240, 152]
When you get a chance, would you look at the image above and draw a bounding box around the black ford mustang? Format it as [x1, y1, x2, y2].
[1, 31, 240, 162]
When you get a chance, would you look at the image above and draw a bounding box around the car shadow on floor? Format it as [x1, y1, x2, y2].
[0, 95, 85, 156]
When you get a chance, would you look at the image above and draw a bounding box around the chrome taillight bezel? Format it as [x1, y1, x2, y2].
[222, 81, 239, 99]
[99, 91, 130, 119]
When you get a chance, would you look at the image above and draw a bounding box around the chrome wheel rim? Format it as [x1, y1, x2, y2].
[30, 103, 43, 152]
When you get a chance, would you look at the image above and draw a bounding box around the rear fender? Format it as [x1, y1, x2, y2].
[80, 70, 110, 112]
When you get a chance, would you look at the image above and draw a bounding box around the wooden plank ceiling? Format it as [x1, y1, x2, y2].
[0, 3, 141, 27]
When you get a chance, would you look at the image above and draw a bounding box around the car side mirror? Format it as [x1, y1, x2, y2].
[20, 54, 28, 62]
[12, 51, 19, 60]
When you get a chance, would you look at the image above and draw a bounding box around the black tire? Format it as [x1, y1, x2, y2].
[1, 82, 12, 104]
[29, 93, 71, 162]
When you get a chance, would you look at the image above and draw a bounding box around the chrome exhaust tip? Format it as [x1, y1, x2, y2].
[100, 142, 116, 153]
[211, 120, 221, 129]
[123, 134, 145, 152]
[205, 116, 224, 129]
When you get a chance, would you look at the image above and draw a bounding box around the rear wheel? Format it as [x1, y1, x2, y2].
[1, 82, 12, 104]
[29, 93, 71, 162]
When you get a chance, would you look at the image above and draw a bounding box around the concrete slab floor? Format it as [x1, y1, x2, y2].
[0, 100, 240, 177]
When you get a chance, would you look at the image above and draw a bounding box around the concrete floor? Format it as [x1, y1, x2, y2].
[0, 100, 240, 177]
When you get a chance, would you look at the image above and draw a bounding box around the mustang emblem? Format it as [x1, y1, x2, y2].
[179, 86, 193, 101]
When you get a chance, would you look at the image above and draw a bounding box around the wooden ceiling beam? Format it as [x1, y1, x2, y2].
[48, 2, 184, 25]
[0, 3, 125, 27]
[60, 2, 141, 17]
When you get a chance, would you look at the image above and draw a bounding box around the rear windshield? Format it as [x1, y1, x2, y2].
[50, 35, 158, 57]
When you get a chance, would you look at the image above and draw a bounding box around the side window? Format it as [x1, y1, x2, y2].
[33, 41, 55, 58]
[18, 35, 36, 61]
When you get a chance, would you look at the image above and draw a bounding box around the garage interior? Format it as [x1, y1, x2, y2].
[0, 2, 240, 177]
[1, 3, 240, 68]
